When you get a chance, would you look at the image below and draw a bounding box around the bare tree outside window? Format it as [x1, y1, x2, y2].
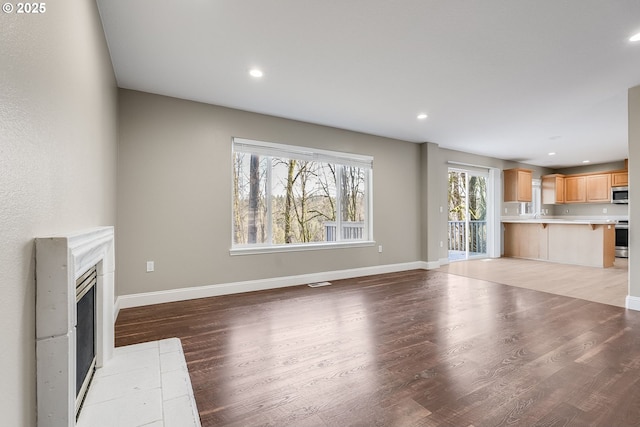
[232, 139, 372, 249]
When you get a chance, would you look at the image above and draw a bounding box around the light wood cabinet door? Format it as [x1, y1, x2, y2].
[503, 223, 548, 260]
[504, 168, 532, 202]
[564, 176, 586, 203]
[542, 174, 565, 204]
[612, 171, 628, 186]
[586, 174, 611, 203]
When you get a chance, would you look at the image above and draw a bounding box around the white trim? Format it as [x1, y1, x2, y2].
[438, 257, 450, 267]
[626, 295, 640, 311]
[233, 137, 374, 169]
[423, 260, 442, 269]
[117, 261, 428, 309]
[230, 240, 376, 255]
[488, 167, 502, 258]
[113, 296, 121, 322]
[447, 160, 492, 170]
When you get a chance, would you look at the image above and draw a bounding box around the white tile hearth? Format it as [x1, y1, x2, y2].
[77, 338, 201, 427]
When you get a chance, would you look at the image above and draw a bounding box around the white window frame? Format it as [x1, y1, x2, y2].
[230, 138, 375, 255]
[520, 179, 541, 215]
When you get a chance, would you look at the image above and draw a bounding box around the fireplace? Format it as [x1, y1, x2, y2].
[35, 227, 114, 427]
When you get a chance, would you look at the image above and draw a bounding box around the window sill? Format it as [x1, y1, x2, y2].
[230, 240, 376, 256]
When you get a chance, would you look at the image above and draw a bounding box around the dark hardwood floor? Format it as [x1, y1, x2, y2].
[115, 269, 640, 427]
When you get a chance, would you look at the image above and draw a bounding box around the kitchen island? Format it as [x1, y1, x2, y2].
[502, 217, 616, 268]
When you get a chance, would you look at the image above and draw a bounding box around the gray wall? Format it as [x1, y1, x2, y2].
[0, 1, 117, 425]
[629, 85, 640, 300]
[116, 89, 421, 296]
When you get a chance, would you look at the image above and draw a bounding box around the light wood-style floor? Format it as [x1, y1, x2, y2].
[438, 257, 628, 307]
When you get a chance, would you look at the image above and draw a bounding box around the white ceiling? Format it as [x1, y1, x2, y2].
[96, 0, 640, 168]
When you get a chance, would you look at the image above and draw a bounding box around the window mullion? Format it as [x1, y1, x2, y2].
[266, 156, 273, 245]
[365, 169, 372, 241]
[335, 164, 342, 242]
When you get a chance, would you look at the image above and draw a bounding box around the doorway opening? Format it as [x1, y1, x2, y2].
[448, 168, 489, 261]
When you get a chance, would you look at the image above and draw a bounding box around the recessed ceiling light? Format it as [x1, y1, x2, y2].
[583, 160, 591, 163]
[548, 152, 556, 156]
[417, 113, 428, 120]
[630, 32, 640, 42]
[249, 68, 263, 78]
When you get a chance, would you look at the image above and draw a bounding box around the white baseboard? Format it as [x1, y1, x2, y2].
[626, 295, 640, 311]
[438, 257, 449, 267]
[114, 296, 121, 321]
[116, 261, 429, 310]
[423, 260, 442, 269]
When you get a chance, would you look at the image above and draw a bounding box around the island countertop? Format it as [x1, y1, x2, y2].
[501, 216, 619, 225]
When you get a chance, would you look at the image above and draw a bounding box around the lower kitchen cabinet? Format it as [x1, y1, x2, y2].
[502, 221, 615, 268]
[503, 223, 548, 259]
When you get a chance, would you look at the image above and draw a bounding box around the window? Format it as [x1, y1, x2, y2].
[521, 179, 541, 215]
[231, 138, 373, 253]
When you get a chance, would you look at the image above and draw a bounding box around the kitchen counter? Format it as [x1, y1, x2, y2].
[501, 216, 618, 225]
[502, 217, 616, 268]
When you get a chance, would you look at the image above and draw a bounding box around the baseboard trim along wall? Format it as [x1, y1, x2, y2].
[626, 295, 640, 312]
[115, 261, 435, 318]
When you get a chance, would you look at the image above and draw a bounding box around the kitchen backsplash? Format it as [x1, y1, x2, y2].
[549, 202, 629, 217]
[501, 202, 629, 218]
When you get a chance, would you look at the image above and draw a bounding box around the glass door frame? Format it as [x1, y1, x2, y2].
[448, 167, 491, 262]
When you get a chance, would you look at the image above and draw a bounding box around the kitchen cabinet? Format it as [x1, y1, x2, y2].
[612, 171, 628, 186]
[565, 173, 611, 204]
[503, 222, 548, 259]
[504, 168, 532, 202]
[586, 173, 611, 203]
[542, 174, 565, 204]
[502, 219, 615, 268]
[564, 176, 586, 203]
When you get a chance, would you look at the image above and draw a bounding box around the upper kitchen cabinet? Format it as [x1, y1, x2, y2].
[565, 173, 611, 204]
[585, 173, 611, 203]
[542, 174, 565, 204]
[612, 171, 628, 186]
[564, 176, 586, 203]
[504, 168, 532, 202]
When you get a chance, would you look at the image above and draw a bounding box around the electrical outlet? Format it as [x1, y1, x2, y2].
[378, 245, 383, 253]
[146, 261, 154, 272]
[440, 241, 444, 248]
[504, 208, 508, 214]
[603, 208, 608, 214]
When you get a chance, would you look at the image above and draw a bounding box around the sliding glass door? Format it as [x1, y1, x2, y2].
[448, 168, 488, 261]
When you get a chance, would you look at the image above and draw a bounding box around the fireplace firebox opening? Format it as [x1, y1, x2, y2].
[75, 265, 97, 417]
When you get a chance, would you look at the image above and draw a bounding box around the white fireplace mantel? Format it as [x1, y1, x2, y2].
[35, 226, 115, 427]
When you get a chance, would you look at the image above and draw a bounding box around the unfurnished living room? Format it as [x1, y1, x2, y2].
[3, 1, 640, 426]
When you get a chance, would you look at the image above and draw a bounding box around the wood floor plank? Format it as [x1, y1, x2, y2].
[115, 269, 640, 426]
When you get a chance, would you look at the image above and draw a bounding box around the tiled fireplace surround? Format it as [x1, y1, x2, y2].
[36, 227, 115, 427]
